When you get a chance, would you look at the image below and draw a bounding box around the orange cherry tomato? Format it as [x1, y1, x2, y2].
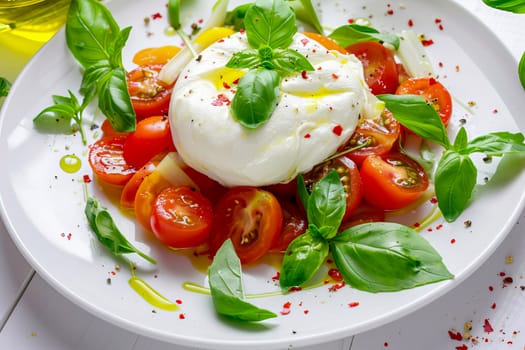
[302, 32, 348, 54]
[88, 136, 136, 186]
[360, 152, 429, 211]
[120, 159, 160, 209]
[150, 186, 213, 248]
[132, 45, 181, 66]
[209, 187, 283, 264]
[345, 41, 399, 95]
[396, 77, 453, 127]
[134, 171, 172, 231]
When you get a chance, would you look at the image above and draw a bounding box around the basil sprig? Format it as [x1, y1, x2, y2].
[0, 77, 10, 97]
[280, 170, 453, 292]
[226, 0, 314, 129]
[329, 24, 400, 50]
[209, 239, 277, 322]
[85, 197, 156, 265]
[377, 94, 525, 222]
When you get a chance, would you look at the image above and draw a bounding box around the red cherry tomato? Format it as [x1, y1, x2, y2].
[150, 186, 213, 248]
[88, 136, 136, 186]
[122, 116, 173, 169]
[134, 171, 172, 232]
[396, 77, 453, 127]
[270, 200, 307, 253]
[264, 178, 297, 201]
[100, 118, 130, 138]
[339, 203, 386, 231]
[340, 109, 401, 167]
[345, 41, 399, 95]
[120, 159, 160, 209]
[182, 166, 228, 204]
[360, 152, 429, 211]
[302, 156, 362, 222]
[126, 64, 174, 120]
[209, 187, 283, 264]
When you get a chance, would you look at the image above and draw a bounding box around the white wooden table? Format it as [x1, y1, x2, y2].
[1, 1, 524, 349]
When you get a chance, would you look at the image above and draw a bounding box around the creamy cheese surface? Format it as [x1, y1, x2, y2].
[169, 32, 377, 187]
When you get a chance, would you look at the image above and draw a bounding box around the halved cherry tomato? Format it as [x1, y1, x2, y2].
[100, 118, 130, 138]
[182, 166, 228, 204]
[209, 187, 283, 264]
[302, 156, 362, 222]
[150, 186, 213, 248]
[120, 159, 160, 209]
[345, 41, 399, 95]
[270, 200, 307, 253]
[127, 64, 174, 120]
[302, 32, 348, 54]
[264, 178, 297, 201]
[122, 116, 173, 169]
[132, 45, 181, 66]
[396, 77, 453, 127]
[134, 171, 172, 231]
[340, 109, 401, 167]
[88, 136, 136, 186]
[360, 152, 429, 211]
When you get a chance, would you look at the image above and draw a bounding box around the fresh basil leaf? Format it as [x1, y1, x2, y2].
[97, 67, 136, 132]
[287, 0, 324, 35]
[231, 68, 281, 129]
[463, 131, 525, 156]
[225, 3, 252, 30]
[66, 0, 120, 68]
[167, 0, 182, 29]
[80, 62, 111, 98]
[109, 26, 132, 68]
[331, 222, 453, 292]
[434, 150, 477, 222]
[482, 0, 525, 13]
[280, 231, 329, 290]
[377, 94, 452, 148]
[271, 48, 315, 73]
[519, 51, 525, 90]
[296, 174, 310, 211]
[85, 197, 156, 264]
[226, 49, 262, 69]
[306, 170, 345, 239]
[245, 0, 297, 49]
[329, 24, 400, 50]
[209, 240, 277, 321]
[453, 126, 469, 151]
[0, 77, 11, 97]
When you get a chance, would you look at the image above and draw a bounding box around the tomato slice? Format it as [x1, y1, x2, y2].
[120, 159, 159, 209]
[209, 187, 283, 264]
[340, 109, 401, 167]
[150, 186, 213, 248]
[122, 116, 173, 169]
[88, 136, 136, 186]
[264, 178, 297, 202]
[345, 41, 399, 95]
[302, 32, 348, 54]
[132, 45, 181, 66]
[269, 200, 307, 253]
[134, 171, 172, 231]
[302, 156, 362, 222]
[127, 64, 174, 120]
[396, 77, 453, 127]
[100, 118, 130, 138]
[360, 152, 429, 211]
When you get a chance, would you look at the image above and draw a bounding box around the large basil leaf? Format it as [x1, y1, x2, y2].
[97, 67, 136, 132]
[329, 24, 400, 50]
[463, 131, 525, 155]
[331, 222, 453, 292]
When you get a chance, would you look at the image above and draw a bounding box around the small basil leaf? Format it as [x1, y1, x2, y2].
[245, 0, 297, 49]
[519, 51, 525, 90]
[482, 0, 525, 13]
[33, 104, 77, 134]
[209, 240, 277, 321]
[287, 0, 324, 35]
[80, 62, 111, 98]
[280, 231, 329, 290]
[226, 49, 262, 69]
[331, 222, 454, 292]
[434, 150, 477, 222]
[463, 131, 525, 156]
[271, 48, 315, 73]
[377, 94, 452, 148]
[453, 126, 469, 151]
[296, 174, 310, 211]
[109, 26, 132, 68]
[0, 77, 11, 97]
[230, 68, 281, 129]
[97, 67, 136, 132]
[225, 3, 252, 30]
[66, 0, 119, 68]
[307, 170, 345, 238]
[167, 0, 182, 29]
[329, 24, 400, 50]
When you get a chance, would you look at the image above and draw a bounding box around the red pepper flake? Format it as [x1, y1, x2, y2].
[301, 38, 309, 46]
[217, 39, 225, 43]
[332, 124, 343, 136]
[347, 18, 355, 24]
[151, 12, 162, 20]
[328, 282, 346, 292]
[301, 70, 308, 79]
[448, 330, 463, 341]
[499, 271, 506, 277]
[488, 285, 494, 292]
[491, 302, 496, 309]
[430, 197, 438, 204]
[436, 224, 443, 230]
[67, 233, 72, 240]
[408, 19, 414, 27]
[289, 286, 302, 292]
[427, 227, 433, 233]
[413, 222, 421, 228]
[483, 319, 494, 333]
[429, 77, 437, 85]
[212, 94, 231, 106]
[198, 18, 204, 24]
[450, 238, 456, 244]
[438, 62, 444, 68]
[435, 18, 442, 24]
[176, 299, 183, 305]
[179, 313, 186, 319]
[222, 81, 231, 89]
[271, 272, 280, 281]
[332, 73, 339, 80]
[455, 345, 468, 350]
[421, 39, 434, 47]
[303, 309, 309, 315]
[304, 133, 311, 139]
[60, 232, 65, 238]
[281, 301, 292, 315]
[348, 301, 360, 308]
[386, 9, 394, 15]
[503, 276, 513, 285]
[383, 342, 389, 347]
[317, 66, 323, 71]
[438, 24, 444, 31]
[492, 109, 498, 114]
[328, 268, 343, 282]
[239, 28, 246, 34]
[83, 174, 92, 183]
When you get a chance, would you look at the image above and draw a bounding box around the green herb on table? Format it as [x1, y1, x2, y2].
[0, 77, 11, 97]
[226, 0, 314, 129]
[85, 197, 156, 265]
[279, 170, 453, 292]
[209, 239, 277, 322]
[377, 93, 525, 222]
[329, 24, 400, 50]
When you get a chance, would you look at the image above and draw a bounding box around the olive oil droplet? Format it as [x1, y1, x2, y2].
[59, 154, 81, 173]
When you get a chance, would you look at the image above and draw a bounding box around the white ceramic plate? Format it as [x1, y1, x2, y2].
[1, 0, 525, 349]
